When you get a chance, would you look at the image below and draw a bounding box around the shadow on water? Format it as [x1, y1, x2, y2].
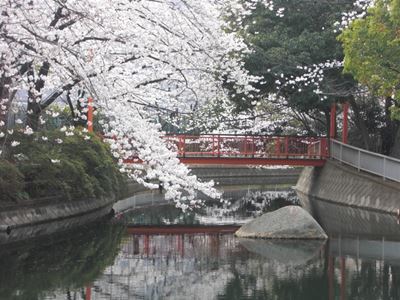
[0, 218, 125, 300]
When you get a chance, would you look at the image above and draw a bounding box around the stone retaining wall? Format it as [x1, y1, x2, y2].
[296, 160, 400, 214]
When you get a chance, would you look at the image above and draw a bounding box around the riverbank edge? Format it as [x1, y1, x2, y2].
[295, 160, 400, 215]
[0, 166, 301, 237]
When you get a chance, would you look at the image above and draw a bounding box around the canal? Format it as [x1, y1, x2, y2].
[1, 187, 400, 299]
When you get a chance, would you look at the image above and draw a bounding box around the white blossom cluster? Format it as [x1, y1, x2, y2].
[0, 0, 263, 207]
[224, 0, 284, 30]
[334, 0, 374, 32]
[275, 60, 344, 99]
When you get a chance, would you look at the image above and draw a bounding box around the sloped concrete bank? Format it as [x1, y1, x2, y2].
[296, 160, 400, 214]
[0, 166, 300, 243]
[0, 179, 144, 232]
[0, 180, 142, 241]
[0, 202, 113, 245]
[0, 196, 116, 244]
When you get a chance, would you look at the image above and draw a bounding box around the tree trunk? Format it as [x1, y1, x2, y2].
[26, 108, 41, 131]
[381, 97, 400, 157]
[348, 95, 371, 150]
[26, 62, 50, 131]
[324, 108, 331, 138]
[0, 74, 11, 126]
[390, 127, 400, 158]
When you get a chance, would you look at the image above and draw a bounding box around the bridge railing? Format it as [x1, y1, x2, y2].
[164, 135, 328, 159]
[330, 139, 400, 182]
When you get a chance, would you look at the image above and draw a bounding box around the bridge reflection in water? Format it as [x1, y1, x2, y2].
[88, 233, 245, 300]
[81, 231, 400, 300]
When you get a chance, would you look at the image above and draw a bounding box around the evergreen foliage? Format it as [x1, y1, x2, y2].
[0, 160, 26, 202]
[1, 130, 126, 203]
[235, 0, 354, 113]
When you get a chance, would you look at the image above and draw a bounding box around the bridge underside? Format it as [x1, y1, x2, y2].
[179, 157, 326, 166]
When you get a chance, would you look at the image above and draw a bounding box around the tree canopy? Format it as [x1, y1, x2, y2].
[0, 0, 265, 206]
[339, 0, 400, 119]
[228, 0, 357, 135]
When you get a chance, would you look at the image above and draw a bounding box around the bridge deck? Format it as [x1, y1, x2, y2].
[124, 134, 329, 166]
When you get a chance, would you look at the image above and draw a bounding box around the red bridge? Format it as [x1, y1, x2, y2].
[161, 134, 329, 166]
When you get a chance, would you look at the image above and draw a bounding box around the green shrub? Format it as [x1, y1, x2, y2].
[0, 160, 26, 202]
[6, 129, 126, 201]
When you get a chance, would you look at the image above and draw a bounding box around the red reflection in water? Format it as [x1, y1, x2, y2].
[120, 233, 239, 260]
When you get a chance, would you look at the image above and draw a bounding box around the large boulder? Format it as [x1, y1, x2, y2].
[235, 205, 327, 239]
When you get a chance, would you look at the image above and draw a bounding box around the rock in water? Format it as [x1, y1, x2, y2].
[235, 206, 327, 239]
[238, 238, 326, 266]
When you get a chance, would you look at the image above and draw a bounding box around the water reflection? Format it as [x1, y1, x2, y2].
[0, 219, 125, 300]
[2, 192, 400, 299]
[299, 193, 400, 240]
[327, 237, 400, 300]
[20, 232, 400, 300]
[79, 234, 328, 300]
[1, 228, 400, 299]
[124, 189, 299, 226]
[238, 238, 325, 266]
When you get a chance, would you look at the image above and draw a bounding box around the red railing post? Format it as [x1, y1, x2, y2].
[212, 135, 215, 156]
[285, 136, 289, 157]
[244, 135, 248, 156]
[263, 137, 267, 157]
[330, 103, 336, 139]
[87, 97, 93, 133]
[183, 135, 186, 157]
[178, 136, 183, 156]
[252, 135, 255, 157]
[275, 137, 281, 157]
[342, 102, 349, 144]
[177, 135, 186, 157]
[85, 286, 92, 300]
[217, 134, 220, 157]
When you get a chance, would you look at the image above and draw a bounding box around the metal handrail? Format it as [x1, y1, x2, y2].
[164, 135, 329, 159]
[330, 139, 400, 183]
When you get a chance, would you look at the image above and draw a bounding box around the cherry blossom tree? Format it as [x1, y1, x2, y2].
[0, 0, 270, 208]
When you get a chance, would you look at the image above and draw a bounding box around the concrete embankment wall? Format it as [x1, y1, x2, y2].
[0, 196, 116, 244]
[190, 165, 300, 186]
[0, 196, 114, 230]
[296, 160, 400, 214]
[0, 165, 300, 241]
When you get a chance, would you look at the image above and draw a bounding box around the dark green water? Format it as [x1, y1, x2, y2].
[1, 192, 400, 300]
